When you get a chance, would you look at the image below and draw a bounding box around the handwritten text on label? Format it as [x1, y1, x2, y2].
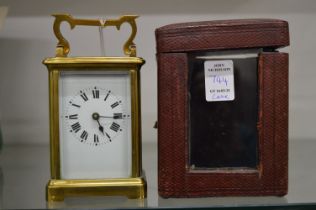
[204, 60, 235, 102]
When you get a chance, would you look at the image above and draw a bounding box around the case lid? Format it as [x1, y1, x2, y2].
[155, 19, 289, 53]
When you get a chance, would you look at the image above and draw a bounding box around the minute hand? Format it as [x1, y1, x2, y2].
[99, 115, 123, 119]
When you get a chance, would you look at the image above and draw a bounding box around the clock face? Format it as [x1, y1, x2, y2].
[65, 86, 129, 146]
[59, 71, 132, 179]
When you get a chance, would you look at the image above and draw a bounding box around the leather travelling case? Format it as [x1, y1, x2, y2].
[156, 19, 289, 197]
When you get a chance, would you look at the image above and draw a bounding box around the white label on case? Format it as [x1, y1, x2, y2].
[204, 60, 235, 102]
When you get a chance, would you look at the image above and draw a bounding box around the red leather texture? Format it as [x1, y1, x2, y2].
[156, 19, 289, 197]
[156, 19, 289, 53]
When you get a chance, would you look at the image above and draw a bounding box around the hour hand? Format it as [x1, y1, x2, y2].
[98, 123, 104, 134]
[92, 112, 104, 134]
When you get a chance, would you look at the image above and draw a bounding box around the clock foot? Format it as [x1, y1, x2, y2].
[46, 177, 147, 201]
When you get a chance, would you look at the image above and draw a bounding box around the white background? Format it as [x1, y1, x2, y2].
[0, 0, 316, 145]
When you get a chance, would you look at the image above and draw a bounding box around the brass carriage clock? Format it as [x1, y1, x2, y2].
[43, 14, 146, 201]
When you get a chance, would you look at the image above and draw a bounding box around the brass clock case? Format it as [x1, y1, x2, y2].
[43, 14, 146, 201]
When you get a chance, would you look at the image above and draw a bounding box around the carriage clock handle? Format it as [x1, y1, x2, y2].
[52, 14, 138, 57]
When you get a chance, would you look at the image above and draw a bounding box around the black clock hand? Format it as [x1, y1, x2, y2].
[99, 113, 124, 119]
[98, 116, 114, 119]
[96, 119, 104, 134]
[92, 112, 104, 134]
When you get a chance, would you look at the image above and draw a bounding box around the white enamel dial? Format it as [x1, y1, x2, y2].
[59, 71, 132, 179]
[65, 87, 130, 146]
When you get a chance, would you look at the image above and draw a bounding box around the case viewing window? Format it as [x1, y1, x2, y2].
[188, 50, 259, 170]
[156, 19, 289, 197]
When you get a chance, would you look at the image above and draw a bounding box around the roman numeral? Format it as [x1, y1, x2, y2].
[110, 122, 120, 132]
[69, 114, 78, 119]
[92, 88, 99, 99]
[80, 130, 88, 140]
[94, 134, 99, 144]
[111, 102, 119, 109]
[80, 91, 88, 101]
[105, 132, 112, 142]
[104, 91, 111, 101]
[71, 122, 81, 133]
[113, 113, 123, 119]
[71, 103, 81, 108]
